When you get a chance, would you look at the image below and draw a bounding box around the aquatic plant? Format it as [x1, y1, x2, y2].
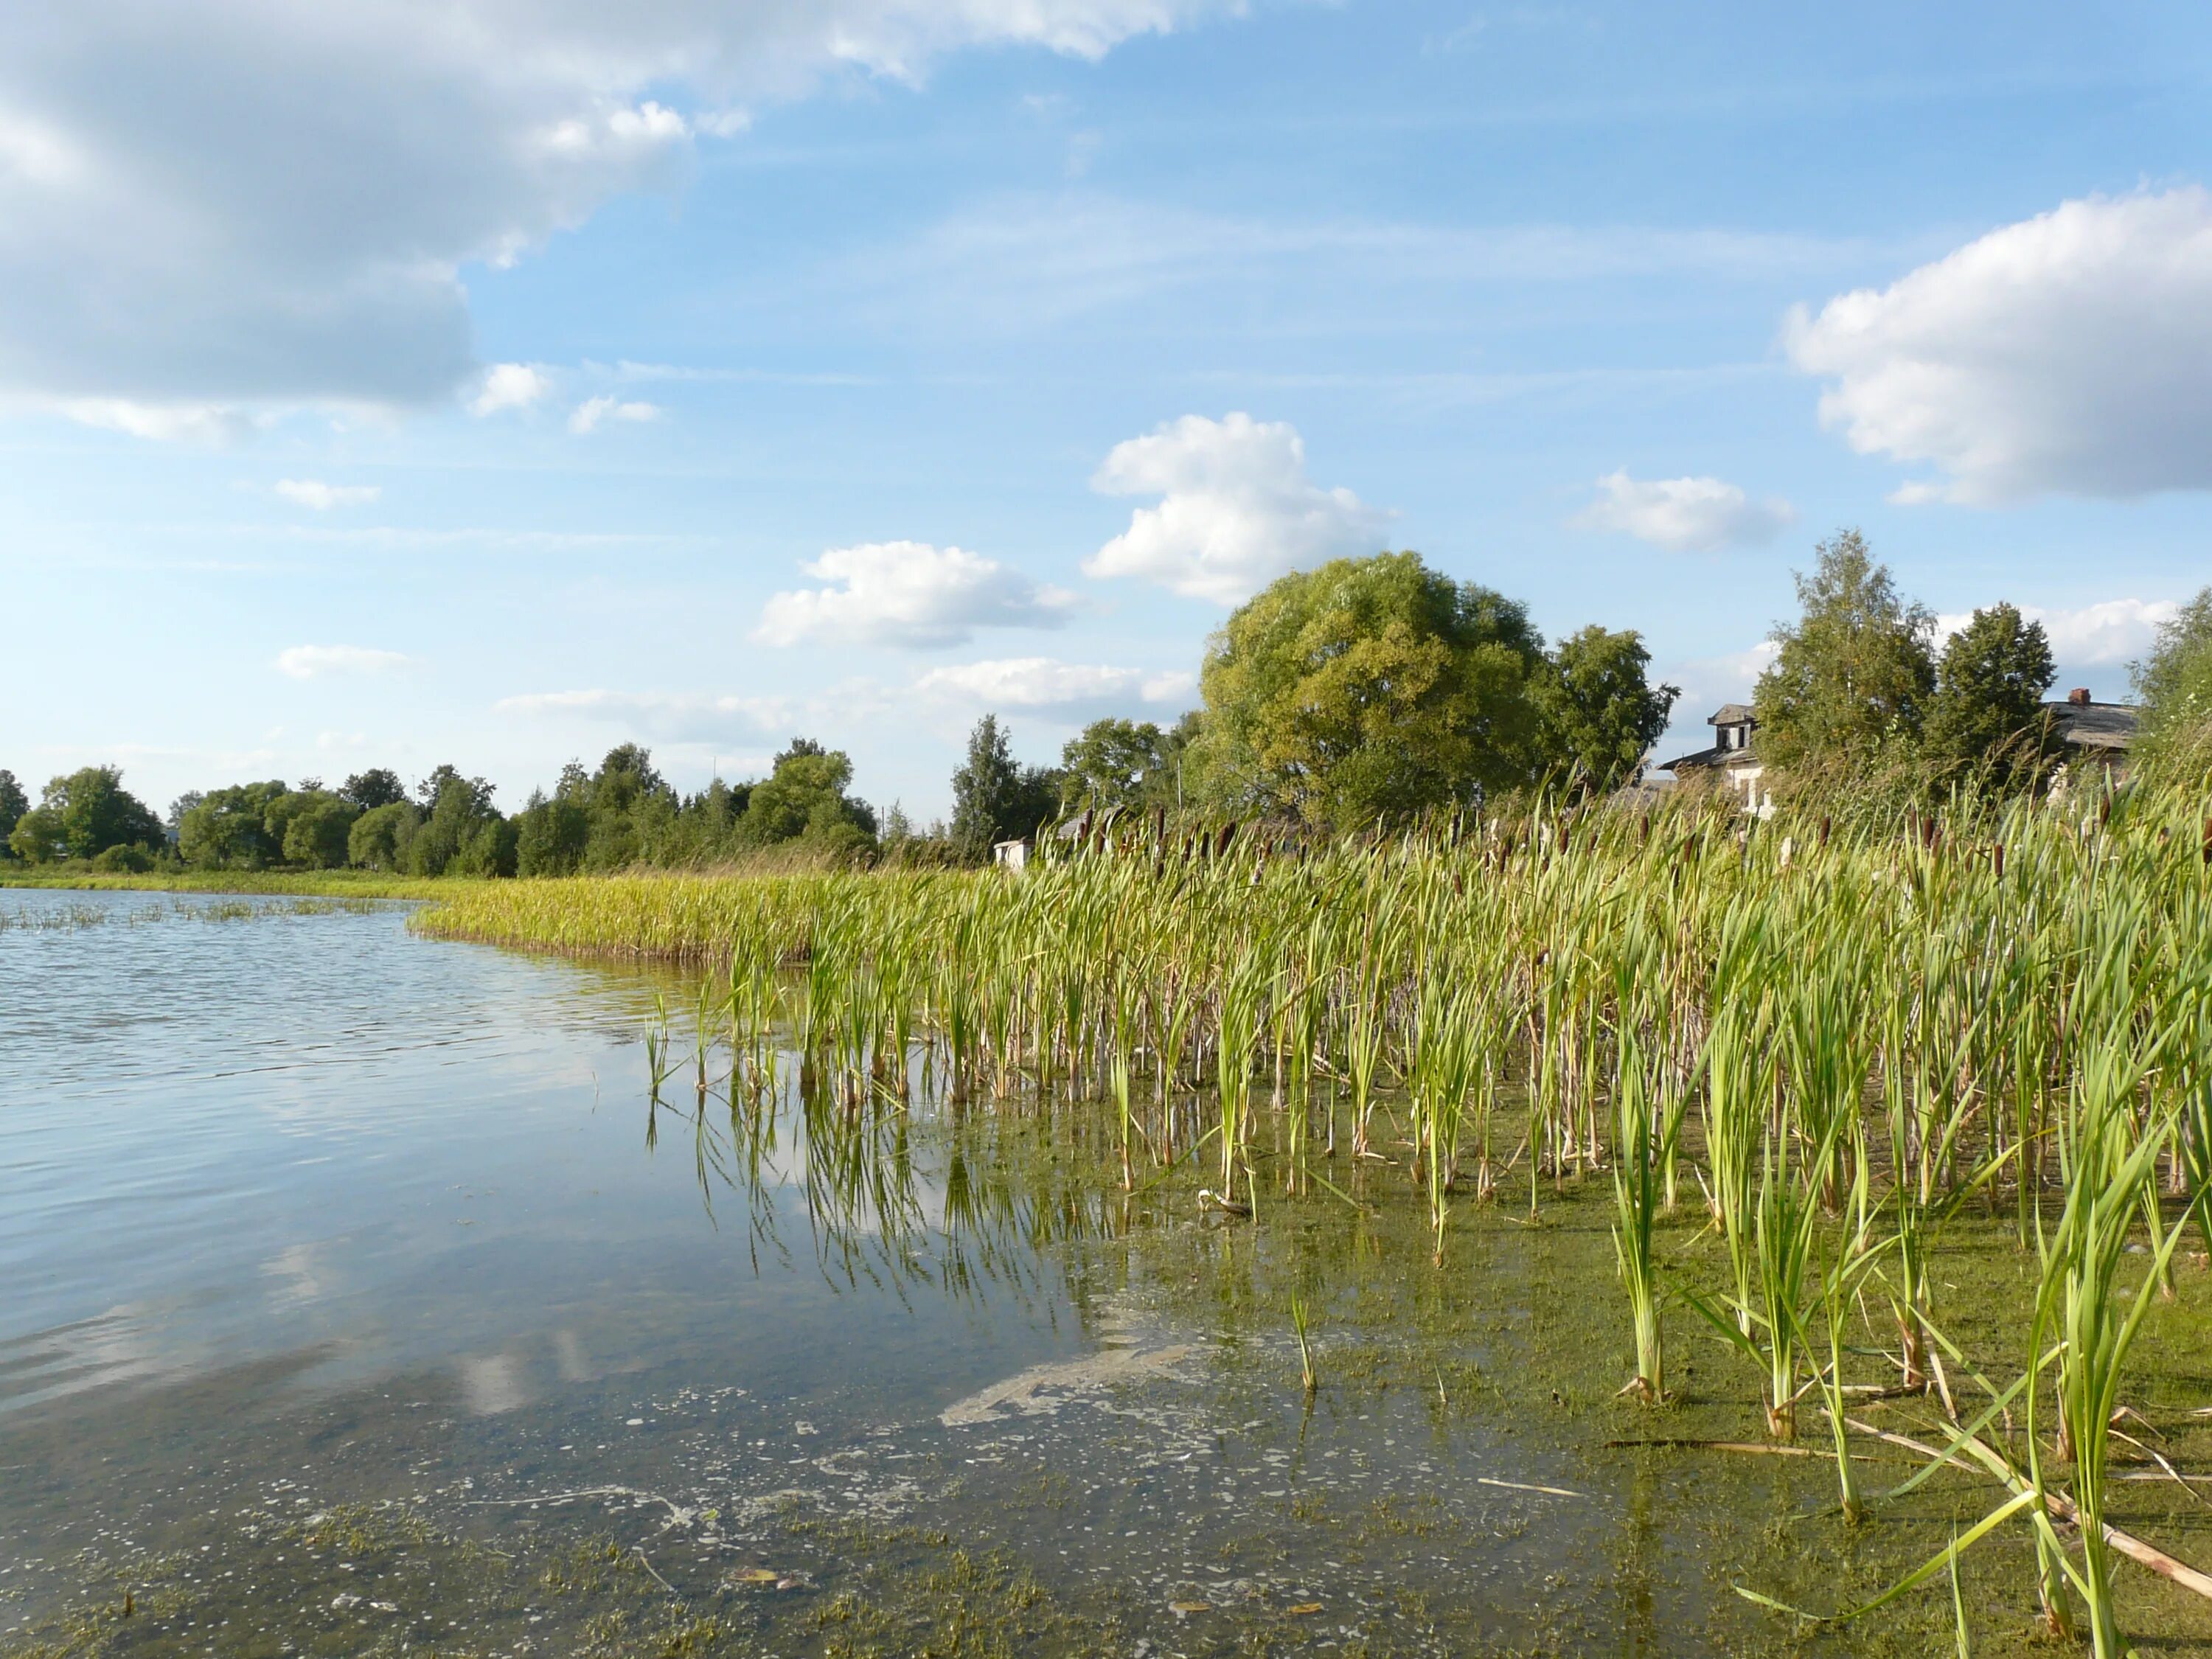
[410, 768, 2212, 1638]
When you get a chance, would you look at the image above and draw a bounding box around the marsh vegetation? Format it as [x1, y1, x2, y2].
[410, 768, 2212, 1654]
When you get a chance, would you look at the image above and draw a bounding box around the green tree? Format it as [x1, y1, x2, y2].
[1924, 602, 2059, 779]
[515, 787, 591, 876]
[348, 801, 420, 871]
[275, 792, 361, 869]
[0, 770, 26, 859]
[741, 740, 877, 857]
[7, 768, 164, 863]
[1193, 550, 1545, 827]
[1534, 625, 1680, 792]
[178, 781, 290, 869]
[1752, 529, 1935, 769]
[2132, 585, 2212, 755]
[581, 745, 672, 872]
[406, 766, 508, 876]
[1058, 719, 1170, 815]
[950, 715, 1060, 858]
[340, 768, 407, 810]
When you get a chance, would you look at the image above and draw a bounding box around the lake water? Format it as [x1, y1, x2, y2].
[3, 887, 2164, 1656]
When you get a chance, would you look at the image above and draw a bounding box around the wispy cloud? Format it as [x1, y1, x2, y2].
[567, 395, 661, 434]
[915, 656, 1196, 722]
[495, 687, 793, 743]
[274, 479, 380, 510]
[853, 192, 1871, 329]
[274, 644, 410, 679]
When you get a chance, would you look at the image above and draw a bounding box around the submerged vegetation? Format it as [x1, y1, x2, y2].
[413, 763, 2212, 1652]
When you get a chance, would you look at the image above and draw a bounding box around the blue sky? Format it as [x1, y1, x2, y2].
[7, 0, 2212, 821]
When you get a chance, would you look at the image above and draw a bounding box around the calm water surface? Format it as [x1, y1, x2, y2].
[0, 888, 2065, 1656]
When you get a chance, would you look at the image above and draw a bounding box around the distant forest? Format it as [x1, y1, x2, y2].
[7, 543, 2209, 876]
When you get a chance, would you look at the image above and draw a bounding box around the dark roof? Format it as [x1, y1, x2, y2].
[1659, 742, 1759, 775]
[2043, 700, 2140, 751]
[1709, 703, 1755, 726]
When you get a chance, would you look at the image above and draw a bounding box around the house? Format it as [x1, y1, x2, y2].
[1659, 703, 1773, 817]
[990, 838, 1029, 871]
[2044, 687, 2140, 770]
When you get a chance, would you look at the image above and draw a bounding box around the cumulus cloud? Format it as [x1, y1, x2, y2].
[1573, 470, 1795, 552]
[274, 644, 409, 679]
[469, 364, 553, 417]
[274, 479, 380, 510]
[567, 395, 662, 434]
[1787, 188, 2212, 503]
[1085, 413, 1390, 605]
[1933, 598, 2182, 668]
[0, 2, 1229, 436]
[916, 656, 1196, 721]
[757, 540, 1077, 649]
[495, 687, 791, 743]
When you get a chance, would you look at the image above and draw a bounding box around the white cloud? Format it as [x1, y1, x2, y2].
[0, 4, 1231, 433]
[274, 644, 409, 679]
[495, 688, 792, 743]
[567, 394, 663, 434]
[1573, 470, 1795, 552]
[57, 398, 257, 445]
[1933, 598, 2182, 667]
[916, 656, 1196, 722]
[1085, 413, 1391, 605]
[1787, 187, 2212, 502]
[756, 540, 1077, 649]
[274, 478, 380, 510]
[469, 364, 552, 417]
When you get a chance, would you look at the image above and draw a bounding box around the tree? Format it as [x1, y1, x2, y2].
[740, 740, 877, 857]
[341, 768, 407, 810]
[178, 781, 290, 869]
[1753, 529, 1935, 769]
[165, 792, 204, 842]
[1533, 626, 1679, 792]
[348, 801, 420, 871]
[406, 767, 508, 876]
[7, 768, 163, 863]
[2132, 585, 2212, 756]
[276, 792, 361, 869]
[515, 788, 591, 876]
[578, 746, 672, 871]
[1924, 603, 2059, 779]
[1192, 550, 1545, 827]
[1058, 719, 1170, 814]
[950, 715, 1059, 858]
[0, 770, 25, 859]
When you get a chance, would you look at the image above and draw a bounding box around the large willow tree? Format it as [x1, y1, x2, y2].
[1192, 551, 1547, 827]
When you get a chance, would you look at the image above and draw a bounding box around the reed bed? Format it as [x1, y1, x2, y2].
[419, 776, 2212, 1651]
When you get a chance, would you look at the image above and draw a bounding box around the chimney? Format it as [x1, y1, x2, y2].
[2067, 687, 2091, 707]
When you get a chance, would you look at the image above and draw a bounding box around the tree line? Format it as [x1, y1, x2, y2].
[6, 540, 2210, 874]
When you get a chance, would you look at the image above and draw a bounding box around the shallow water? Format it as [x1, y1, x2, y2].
[4, 888, 2210, 1657]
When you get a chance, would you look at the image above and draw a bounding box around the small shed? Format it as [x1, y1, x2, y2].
[990, 838, 1030, 872]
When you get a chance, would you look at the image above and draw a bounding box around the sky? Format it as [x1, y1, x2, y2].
[7, 0, 2212, 823]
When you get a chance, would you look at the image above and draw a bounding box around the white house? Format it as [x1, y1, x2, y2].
[1659, 704, 1773, 818]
